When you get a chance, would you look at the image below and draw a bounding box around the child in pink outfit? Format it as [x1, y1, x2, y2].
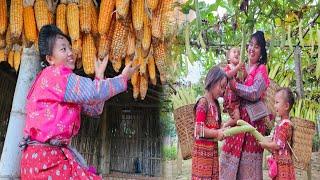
[20, 25, 138, 179]
[223, 47, 247, 128]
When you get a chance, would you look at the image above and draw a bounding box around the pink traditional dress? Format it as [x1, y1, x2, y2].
[220, 64, 270, 180]
[271, 119, 295, 180]
[20, 64, 127, 179]
[192, 97, 221, 180]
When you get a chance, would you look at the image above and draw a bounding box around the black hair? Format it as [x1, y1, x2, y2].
[205, 66, 227, 91]
[38, 25, 71, 67]
[276, 87, 295, 111]
[250, 31, 267, 65]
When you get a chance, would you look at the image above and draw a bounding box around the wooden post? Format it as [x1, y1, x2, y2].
[177, 142, 182, 176]
[0, 47, 41, 179]
[99, 107, 109, 176]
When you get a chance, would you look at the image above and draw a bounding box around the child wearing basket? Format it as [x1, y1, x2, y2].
[260, 87, 296, 180]
[20, 25, 139, 179]
[222, 47, 247, 128]
[192, 65, 227, 180]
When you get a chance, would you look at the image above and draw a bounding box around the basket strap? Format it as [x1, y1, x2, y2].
[287, 141, 299, 161]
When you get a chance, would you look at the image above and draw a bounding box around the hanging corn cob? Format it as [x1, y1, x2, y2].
[23, 1, 38, 44]
[153, 41, 166, 84]
[98, 0, 115, 35]
[110, 18, 129, 72]
[147, 51, 156, 85]
[0, 0, 7, 35]
[89, 1, 98, 35]
[142, 12, 151, 54]
[161, 0, 174, 39]
[79, 0, 91, 33]
[146, 0, 158, 11]
[133, 74, 140, 99]
[125, 55, 132, 66]
[104, 15, 116, 57]
[132, 0, 144, 31]
[6, 26, 12, 50]
[131, 53, 140, 86]
[56, 1, 68, 35]
[34, 0, 50, 32]
[0, 48, 6, 62]
[126, 25, 135, 57]
[82, 33, 96, 75]
[72, 35, 82, 59]
[151, 1, 162, 39]
[13, 45, 21, 72]
[98, 34, 108, 59]
[140, 73, 148, 100]
[116, 0, 130, 19]
[136, 46, 146, 74]
[10, 0, 23, 39]
[67, 2, 80, 41]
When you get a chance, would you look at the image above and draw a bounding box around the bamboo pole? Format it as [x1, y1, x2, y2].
[0, 46, 41, 178]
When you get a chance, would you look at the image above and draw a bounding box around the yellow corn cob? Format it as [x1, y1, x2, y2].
[146, 0, 158, 11]
[98, 34, 108, 59]
[23, 6, 38, 43]
[137, 47, 146, 75]
[105, 15, 116, 57]
[131, 54, 140, 86]
[8, 49, 14, 68]
[6, 27, 12, 49]
[151, 1, 162, 39]
[89, 1, 98, 35]
[126, 26, 135, 56]
[161, 0, 174, 39]
[133, 74, 140, 99]
[148, 53, 156, 84]
[110, 18, 129, 67]
[116, 0, 129, 19]
[67, 3, 80, 40]
[13, 47, 21, 72]
[82, 33, 96, 75]
[79, 0, 91, 33]
[0, 34, 5, 48]
[72, 37, 82, 59]
[150, 74, 157, 85]
[34, 0, 50, 32]
[10, 0, 23, 38]
[0, 0, 7, 35]
[142, 13, 151, 53]
[56, 3, 68, 35]
[48, 11, 54, 24]
[140, 73, 148, 100]
[98, 0, 115, 35]
[153, 41, 166, 84]
[0, 48, 6, 62]
[132, 0, 144, 31]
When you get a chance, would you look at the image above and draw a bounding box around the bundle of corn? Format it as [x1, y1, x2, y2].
[79, 0, 91, 33]
[23, 0, 37, 44]
[0, 0, 7, 35]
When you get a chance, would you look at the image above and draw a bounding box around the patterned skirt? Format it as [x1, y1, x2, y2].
[191, 141, 219, 180]
[20, 144, 102, 180]
[273, 155, 296, 180]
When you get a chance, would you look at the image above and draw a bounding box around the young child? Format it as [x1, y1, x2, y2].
[222, 47, 246, 128]
[260, 87, 296, 180]
[20, 25, 139, 179]
[192, 66, 227, 180]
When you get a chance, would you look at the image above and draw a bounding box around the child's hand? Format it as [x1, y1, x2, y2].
[121, 61, 140, 79]
[95, 55, 109, 79]
[216, 129, 225, 141]
[259, 137, 271, 148]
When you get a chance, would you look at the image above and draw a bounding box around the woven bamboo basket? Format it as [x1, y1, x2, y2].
[173, 104, 195, 160]
[291, 117, 315, 170]
[264, 80, 279, 116]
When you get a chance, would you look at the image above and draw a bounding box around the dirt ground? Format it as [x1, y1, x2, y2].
[164, 152, 320, 180]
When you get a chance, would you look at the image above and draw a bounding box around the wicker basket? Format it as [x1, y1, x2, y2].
[173, 104, 195, 160]
[264, 80, 279, 116]
[291, 117, 315, 170]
